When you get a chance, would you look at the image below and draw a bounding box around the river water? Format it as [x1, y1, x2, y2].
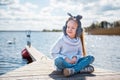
[0, 31, 120, 75]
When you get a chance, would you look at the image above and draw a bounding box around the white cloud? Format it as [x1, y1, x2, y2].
[0, 0, 15, 5]
[0, 0, 120, 30]
[39, 7, 53, 16]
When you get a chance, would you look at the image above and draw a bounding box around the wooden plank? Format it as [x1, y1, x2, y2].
[26, 46, 50, 61]
[0, 46, 120, 80]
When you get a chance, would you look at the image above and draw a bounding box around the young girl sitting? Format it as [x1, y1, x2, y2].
[51, 13, 95, 77]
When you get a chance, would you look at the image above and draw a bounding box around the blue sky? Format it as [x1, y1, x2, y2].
[0, 0, 120, 30]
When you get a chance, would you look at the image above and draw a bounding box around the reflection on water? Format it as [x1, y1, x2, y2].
[0, 31, 120, 75]
[86, 35, 120, 71]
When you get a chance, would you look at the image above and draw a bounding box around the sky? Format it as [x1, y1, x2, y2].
[0, 0, 120, 31]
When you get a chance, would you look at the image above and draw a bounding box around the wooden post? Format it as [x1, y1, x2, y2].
[80, 31, 86, 56]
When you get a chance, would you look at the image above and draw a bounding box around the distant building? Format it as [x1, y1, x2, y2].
[100, 21, 112, 29]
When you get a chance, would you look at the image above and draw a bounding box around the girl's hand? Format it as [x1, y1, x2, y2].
[65, 56, 77, 64]
[65, 57, 71, 63]
[71, 56, 77, 64]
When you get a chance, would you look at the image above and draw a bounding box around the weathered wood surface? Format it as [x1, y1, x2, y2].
[0, 46, 120, 80]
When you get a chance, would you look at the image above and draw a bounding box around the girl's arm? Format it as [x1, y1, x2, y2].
[80, 31, 86, 56]
[51, 39, 66, 59]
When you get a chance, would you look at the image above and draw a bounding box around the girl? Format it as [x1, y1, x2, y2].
[51, 13, 94, 77]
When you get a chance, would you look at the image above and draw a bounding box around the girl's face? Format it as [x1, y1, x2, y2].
[66, 20, 78, 38]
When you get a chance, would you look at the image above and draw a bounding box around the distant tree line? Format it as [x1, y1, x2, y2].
[85, 20, 120, 31]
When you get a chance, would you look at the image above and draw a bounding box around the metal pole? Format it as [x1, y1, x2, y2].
[26, 30, 31, 47]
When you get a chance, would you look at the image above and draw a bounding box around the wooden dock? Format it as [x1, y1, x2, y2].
[0, 46, 120, 80]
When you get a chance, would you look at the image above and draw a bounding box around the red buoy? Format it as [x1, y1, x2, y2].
[21, 48, 29, 59]
[21, 48, 32, 63]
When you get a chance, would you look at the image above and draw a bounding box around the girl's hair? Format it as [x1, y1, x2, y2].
[63, 14, 83, 37]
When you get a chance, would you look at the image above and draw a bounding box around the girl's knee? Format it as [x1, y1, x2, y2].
[55, 57, 64, 66]
[87, 55, 95, 62]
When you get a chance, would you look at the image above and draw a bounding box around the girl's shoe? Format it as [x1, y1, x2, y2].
[80, 65, 94, 73]
[63, 68, 75, 77]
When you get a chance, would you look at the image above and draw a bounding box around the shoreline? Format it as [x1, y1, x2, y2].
[85, 27, 120, 35]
